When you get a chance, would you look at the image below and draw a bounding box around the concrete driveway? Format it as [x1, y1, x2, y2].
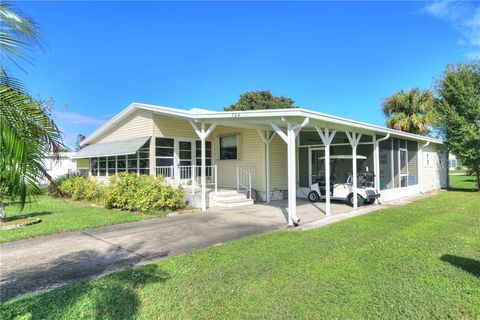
[0, 210, 285, 302]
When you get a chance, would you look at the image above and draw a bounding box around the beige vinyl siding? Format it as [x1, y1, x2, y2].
[213, 126, 266, 191]
[268, 134, 288, 190]
[75, 158, 89, 169]
[423, 144, 448, 191]
[94, 109, 152, 143]
[407, 140, 418, 185]
[153, 114, 198, 139]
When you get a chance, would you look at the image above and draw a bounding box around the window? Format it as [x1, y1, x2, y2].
[91, 158, 98, 176]
[196, 140, 212, 176]
[399, 149, 408, 187]
[425, 153, 431, 167]
[127, 154, 137, 173]
[99, 157, 107, 176]
[117, 155, 126, 172]
[88, 141, 150, 177]
[195, 140, 212, 166]
[156, 138, 174, 177]
[219, 135, 237, 160]
[107, 158, 116, 176]
[139, 142, 150, 175]
[449, 159, 457, 169]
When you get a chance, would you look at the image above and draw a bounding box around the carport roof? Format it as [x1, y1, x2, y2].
[80, 103, 444, 146]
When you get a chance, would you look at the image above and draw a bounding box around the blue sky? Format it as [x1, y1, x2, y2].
[12, 1, 480, 148]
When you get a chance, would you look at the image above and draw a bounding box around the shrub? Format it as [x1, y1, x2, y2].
[48, 172, 86, 197]
[101, 173, 185, 213]
[58, 176, 103, 201]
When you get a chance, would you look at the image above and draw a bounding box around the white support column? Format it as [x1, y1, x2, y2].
[271, 118, 309, 226]
[315, 127, 337, 216]
[287, 123, 296, 225]
[189, 120, 217, 211]
[257, 129, 276, 202]
[346, 132, 362, 209]
[201, 122, 206, 210]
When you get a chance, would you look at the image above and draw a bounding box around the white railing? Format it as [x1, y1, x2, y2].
[156, 166, 174, 178]
[156, 164, 217, 195]
[237, 166, 252, 199]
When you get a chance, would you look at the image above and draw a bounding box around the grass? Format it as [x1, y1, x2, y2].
[449, 173, 478, 192]
[1, 182, 479, 318]
[449, 168, 467, 174]
[0, 196, 167, 243]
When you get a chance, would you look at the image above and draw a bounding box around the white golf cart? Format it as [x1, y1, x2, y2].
[307, 155, 380, 207]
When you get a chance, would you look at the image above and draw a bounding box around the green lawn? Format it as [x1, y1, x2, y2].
[449, 168, 467, 175]
[450, 174, 478, 192]
[2, 184, 479, 318]
[0, 196, 159, 243]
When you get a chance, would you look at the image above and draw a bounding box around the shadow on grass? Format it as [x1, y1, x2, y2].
[440, 254, 480, 278]
[1, 264, 169, 320]
[448, 187, 478, 192]
[1, 238, 170, 320]
[2, 211, 52, 222]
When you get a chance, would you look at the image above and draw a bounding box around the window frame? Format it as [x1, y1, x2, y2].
[398, 147, 409, 187]
[88, 141, 150, 177]
[219, 135, 238, 160]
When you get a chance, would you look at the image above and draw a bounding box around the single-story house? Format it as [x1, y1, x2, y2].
[73, 103, 448, 225]
[40, 152, 78, 184]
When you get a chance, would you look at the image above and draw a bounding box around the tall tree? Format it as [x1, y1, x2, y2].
[224, 90, 296, 111]
[434, 61, 480, 191]
[0, 2, 64, 219]
[75, 134, 86, 151]
[382, 88, 435, 135]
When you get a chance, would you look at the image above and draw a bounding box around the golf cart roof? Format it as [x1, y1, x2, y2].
[318, 155, 367, 160]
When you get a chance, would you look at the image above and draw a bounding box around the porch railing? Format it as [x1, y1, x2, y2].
[237, 166, 252, 199]
[156, 164, 217, 195]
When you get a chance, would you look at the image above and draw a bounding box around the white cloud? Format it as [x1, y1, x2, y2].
[53, 111, 106, 126]
[424, 1, 480, 52]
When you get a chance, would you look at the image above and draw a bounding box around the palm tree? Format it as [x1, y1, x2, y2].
[0, 2, 64, 220]
[382, 88, 435, 135]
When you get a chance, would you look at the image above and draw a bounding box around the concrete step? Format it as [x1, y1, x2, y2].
[214, 189, 247, 196]
[213, 194, 249, 201]
[215, 198, 254, 208]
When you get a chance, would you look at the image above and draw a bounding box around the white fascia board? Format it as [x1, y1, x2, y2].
[80, 104, 443, 147]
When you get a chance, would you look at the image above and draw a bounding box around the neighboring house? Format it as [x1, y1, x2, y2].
[73, 103, 448, 225]
[42, 152, 77, 182]
[448, 153, 460, 170]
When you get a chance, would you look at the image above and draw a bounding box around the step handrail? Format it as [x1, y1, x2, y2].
[236, 166, 252, 199]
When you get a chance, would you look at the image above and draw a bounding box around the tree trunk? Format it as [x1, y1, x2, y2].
[0, 202, 6, 221]
[477, 169, 480, 192]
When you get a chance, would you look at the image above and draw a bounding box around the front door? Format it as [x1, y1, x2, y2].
[178, 140, 193, 183]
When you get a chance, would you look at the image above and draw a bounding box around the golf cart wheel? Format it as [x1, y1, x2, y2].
[365, 199, 375, 205]
[347, 194, 364, 207]
[308, 191, 320, 202]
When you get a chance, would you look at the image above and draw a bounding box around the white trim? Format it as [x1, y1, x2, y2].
[257, 129, 276, 202]
[398, 147, 409, 187]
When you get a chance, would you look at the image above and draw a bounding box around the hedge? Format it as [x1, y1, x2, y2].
[53, 173, 185, 213]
